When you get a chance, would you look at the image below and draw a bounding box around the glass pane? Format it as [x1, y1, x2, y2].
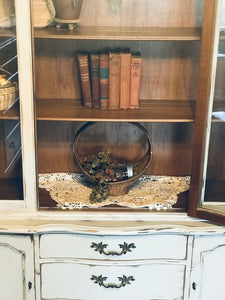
[32, 0, 203, 211]
[202, 0, 225, 212]
[0, 0, 23, 200]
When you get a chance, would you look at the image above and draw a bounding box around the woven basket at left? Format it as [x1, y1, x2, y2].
[0, 82, 18, 111]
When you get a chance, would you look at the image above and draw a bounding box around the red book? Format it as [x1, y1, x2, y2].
[77, 52, 92, 108]
[100, 51, 109, 110]
[90, 52, 100, 109]
[109, 50, 120, 109]
[120, 49, 131, 109]
[130, 53, 142, 109]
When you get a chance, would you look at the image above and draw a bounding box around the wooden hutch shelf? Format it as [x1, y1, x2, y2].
[0, 101, 20, 120]
[36, 98, 195, 122]
[34, 26, 202, 41]
[0, 28, 16, 38]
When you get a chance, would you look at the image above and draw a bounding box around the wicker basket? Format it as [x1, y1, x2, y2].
[0, 82, 18, 111]
[73, 122, 152, 196]
[0, 68, 18, 112]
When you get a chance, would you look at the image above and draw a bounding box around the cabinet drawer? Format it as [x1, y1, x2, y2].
[41, 262, 185, 300]
[39, 233, 187, 260]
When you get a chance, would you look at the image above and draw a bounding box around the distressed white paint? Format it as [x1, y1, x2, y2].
[0, 235, 35, 300]
[41, 261, 185, 300]
[0, 212, 224, 234]
[39, 233, 187, 260]
[0, 213, 224, 237]
[0, 229, 225, 299]
[14, 0, 37, 211]
[0, 201, 25, 211]
[183, 236, 194, 300]
[189, 235, 225, 300]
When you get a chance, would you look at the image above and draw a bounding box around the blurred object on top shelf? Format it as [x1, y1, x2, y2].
[0, 0, 15, 28]
[32, 0, 55, 28]
[52, 0, 83, 30]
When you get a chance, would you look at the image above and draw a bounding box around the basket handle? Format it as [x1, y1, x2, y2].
[0, 67, 12, 76]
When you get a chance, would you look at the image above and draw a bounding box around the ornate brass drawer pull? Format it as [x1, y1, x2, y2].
[90, 242, 136, 256]
[91, 275, 135, 288]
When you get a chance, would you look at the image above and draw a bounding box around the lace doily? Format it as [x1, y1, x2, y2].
[39, 173, 190, 210]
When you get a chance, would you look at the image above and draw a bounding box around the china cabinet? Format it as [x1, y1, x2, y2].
[0, 0, 225, 299]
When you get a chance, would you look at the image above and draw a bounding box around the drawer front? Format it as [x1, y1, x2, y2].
[40, 233, 187, 260]
[41, 262, 185, 300]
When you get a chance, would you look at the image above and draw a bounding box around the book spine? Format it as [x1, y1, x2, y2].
[77, 53, 92, 108]
[90, 53, 100, 109]
[130, 54, 142, 109]
[109, 51, 120, 109]
[100, 52, 109, 110]
[120, 51, 131, 109]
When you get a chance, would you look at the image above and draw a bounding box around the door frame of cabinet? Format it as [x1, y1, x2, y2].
[188, 0, 225, 224]
[0, 0, 37, 211]
[16, 0, 37, 211]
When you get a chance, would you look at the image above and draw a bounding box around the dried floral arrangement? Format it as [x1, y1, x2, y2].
[73, 122, 152, 204]
[80, 151, 141, 203]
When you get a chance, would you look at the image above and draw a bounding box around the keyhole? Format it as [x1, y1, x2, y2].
[28, 281, 32, 290]
[192, 282, 196, 290]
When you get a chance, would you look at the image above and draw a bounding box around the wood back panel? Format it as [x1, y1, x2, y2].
[37, 121, 193, 176]
[79, 0, 204, 28]
[34, 39, 200, 101]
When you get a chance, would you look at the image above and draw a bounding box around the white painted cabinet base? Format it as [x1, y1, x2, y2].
[1, 228, 225, 300]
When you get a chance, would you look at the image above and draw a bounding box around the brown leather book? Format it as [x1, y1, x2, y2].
[130, 52, 142, 109]
[90, 52, 100, 109]
[109, 50, 120, 109]
[77, 52, 92, 108]
[100, 51, 109, 110]
[120, 49, 131, 109]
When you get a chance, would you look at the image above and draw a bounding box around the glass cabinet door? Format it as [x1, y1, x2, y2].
[0, 0, 36, 210]
[189, 0, 225, 224]
[203, 0, 225, 213]
[0, 0, 23, 200]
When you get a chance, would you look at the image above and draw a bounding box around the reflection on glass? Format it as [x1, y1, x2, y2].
[0, 0, 23, 200]
[202, 0, 225, 211]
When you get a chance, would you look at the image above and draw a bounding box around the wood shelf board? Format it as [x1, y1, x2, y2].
[213, 99, 225, 110]
[0, 178, 23, 200]
[34, 27, 201, 41]
[212, 99, 225, 122]
[0, 28, 16, 38]
[205, 179, 225, 202]
[36, 98, 195, 122]
[0, 102, 20, 120]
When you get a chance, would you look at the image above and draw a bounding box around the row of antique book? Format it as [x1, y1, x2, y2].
[77, 48, 142, 109]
